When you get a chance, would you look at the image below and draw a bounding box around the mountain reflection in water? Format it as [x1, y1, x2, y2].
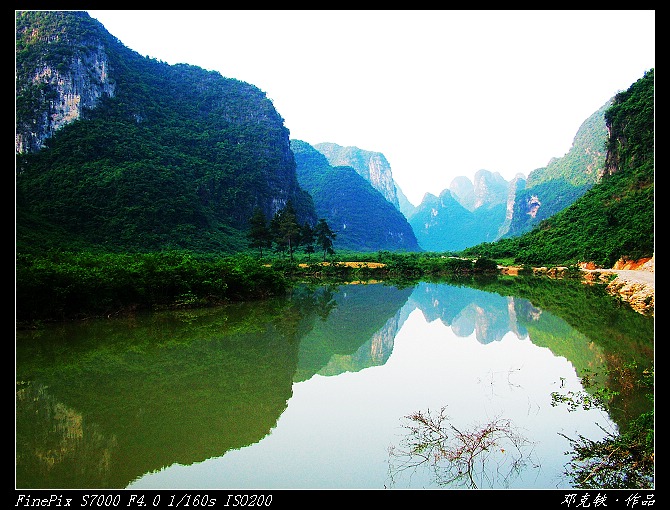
[16, 279, 654, 489]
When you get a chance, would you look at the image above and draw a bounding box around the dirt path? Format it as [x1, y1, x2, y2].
[609, 269, 655, 287]
[584, 268, 655, 288]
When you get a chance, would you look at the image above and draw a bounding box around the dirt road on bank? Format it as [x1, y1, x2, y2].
[584, 268, 655, 288]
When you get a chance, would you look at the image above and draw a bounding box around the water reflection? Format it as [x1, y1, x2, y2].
[15, 279, 653, 489]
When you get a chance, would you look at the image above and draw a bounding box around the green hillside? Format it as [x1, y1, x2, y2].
[15, 11, 315, 254]
[460, 69, 654, 267]
[504, 100, 611, 238]
[291, 140, 421, 252]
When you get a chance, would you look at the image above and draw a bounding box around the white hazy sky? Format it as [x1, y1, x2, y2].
[87, 10, 654, 206]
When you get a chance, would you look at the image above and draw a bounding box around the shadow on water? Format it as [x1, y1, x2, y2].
[15, 276, 653, 488]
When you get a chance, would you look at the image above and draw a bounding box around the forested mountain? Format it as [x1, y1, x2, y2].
[313, 143, 400, 209]
[461, 69, 654, 267]
[290, 140, 421, 252]
[15, 11, 315, 254]
[403, 97, 616, 251]
[14, 11, 653, 264]
[503, 100, 611, 238]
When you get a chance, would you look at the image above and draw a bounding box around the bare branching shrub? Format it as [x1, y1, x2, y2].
[387, 406, 539, 489]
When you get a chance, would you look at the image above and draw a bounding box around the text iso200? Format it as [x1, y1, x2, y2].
[223, 495, 273, 507]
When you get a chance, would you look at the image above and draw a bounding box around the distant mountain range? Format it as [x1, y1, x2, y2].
[290, 140, 420, 252]
[309, 99, 609, 252]
[14, 10, 640, 258]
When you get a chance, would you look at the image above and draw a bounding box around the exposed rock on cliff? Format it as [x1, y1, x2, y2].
[313, 142, 400, 209]
[16, 11, 117, 154]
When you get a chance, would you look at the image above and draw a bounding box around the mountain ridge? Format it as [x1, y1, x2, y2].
[15, 11, 653, 264]
[16, 10, 316, 253]
[291, 140, 421, 252]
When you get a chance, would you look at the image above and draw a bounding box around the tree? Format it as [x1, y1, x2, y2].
[314, 218, 336, 261]
[553, 363, 654, 489]
[247, 207, 272, 259]
[300, 222, 315, 260]
[270, 201, 301, 261]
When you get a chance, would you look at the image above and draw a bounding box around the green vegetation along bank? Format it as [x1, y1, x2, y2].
[16, 250, 502, 326]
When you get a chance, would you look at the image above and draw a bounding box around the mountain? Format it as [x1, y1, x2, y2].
[15, 11, 316, 254]
[497, 174, 527, 239]
[313, 142, 400, 209]
[461, 69, 654, 267]
[15, 11, 651, 263]
[448, 176, 477, 211]
[503, 100, 610, 238]
[408, 169, 510, 251]
[312, 136, 529, 253]
[450, 170, 510, 212]
[290, 140, 421, 252]
[395, 184, 417, 219]
[405, 98, 613, 252]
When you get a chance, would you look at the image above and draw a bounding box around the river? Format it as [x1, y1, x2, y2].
[15, 277, 654, 490]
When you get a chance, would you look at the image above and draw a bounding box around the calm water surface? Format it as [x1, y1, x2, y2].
[15, 279, 654, 490]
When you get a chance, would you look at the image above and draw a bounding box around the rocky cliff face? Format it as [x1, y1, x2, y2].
[314, 142, 400, 209]
[16, 13, 116, 154]
[16, 49, 116, 154]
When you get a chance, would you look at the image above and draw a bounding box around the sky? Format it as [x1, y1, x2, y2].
[86, 10, 655, 206]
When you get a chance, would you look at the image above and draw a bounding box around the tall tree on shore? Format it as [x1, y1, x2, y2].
[314, 218, 336, 261]
[247, 207, 272, 258]
[300, 221, 316, 260]
[271, 201, 301, 261]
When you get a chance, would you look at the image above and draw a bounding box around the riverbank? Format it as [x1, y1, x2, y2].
[581, 256, 654, 317]
[500, 257, 654, 317]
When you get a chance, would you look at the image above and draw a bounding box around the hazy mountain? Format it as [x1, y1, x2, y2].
[408, 170, 510, 252]
[291, 140, 421, 252]
[395, 184, 417, 218]
[313, 142, 400, 209]
[407, 190, 476, 252]
[404, 99, 613, 251]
